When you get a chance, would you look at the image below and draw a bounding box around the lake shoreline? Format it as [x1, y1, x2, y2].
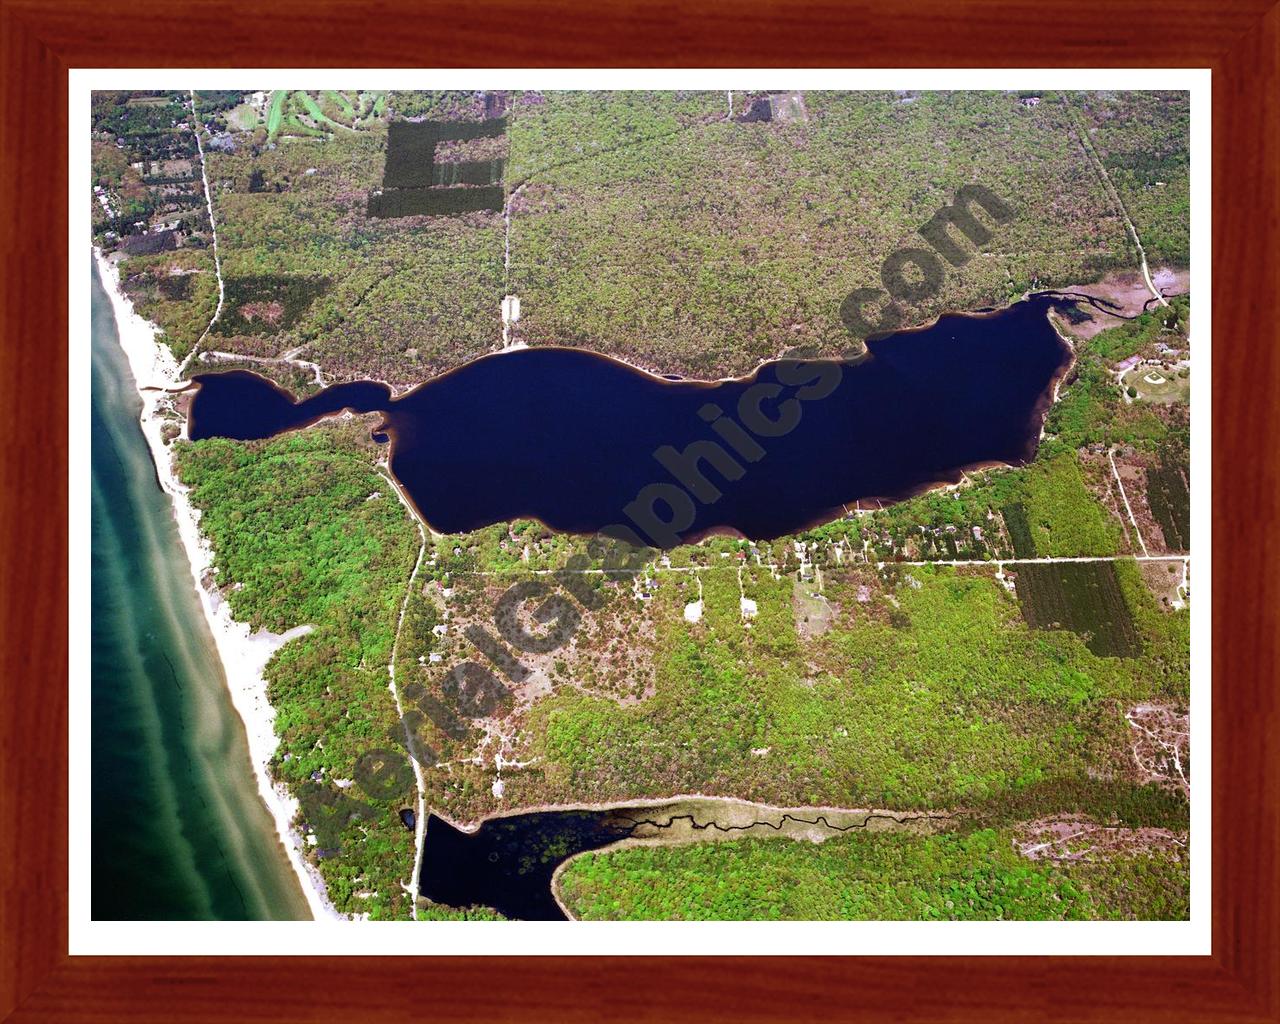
[186, 296, 1074, 547]
[93, 249, 340, 922]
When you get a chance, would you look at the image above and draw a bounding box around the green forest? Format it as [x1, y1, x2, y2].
[93, 89, 1190, 383]
[559, 826, 1189, 921]
[175, 425, 421, 919]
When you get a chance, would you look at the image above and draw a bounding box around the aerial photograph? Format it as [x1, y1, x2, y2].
[90, 87, 1192, 923]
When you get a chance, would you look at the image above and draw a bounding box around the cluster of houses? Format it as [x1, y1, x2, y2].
[94, 96, 210, 254]
[1115, 342, 1190, 397]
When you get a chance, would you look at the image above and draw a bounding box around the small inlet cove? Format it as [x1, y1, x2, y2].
[187, 295, 1073, 547]
[420, 810, 639, 920]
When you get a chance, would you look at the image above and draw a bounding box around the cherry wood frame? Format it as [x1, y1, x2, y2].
[2, 1, 1277, 1020]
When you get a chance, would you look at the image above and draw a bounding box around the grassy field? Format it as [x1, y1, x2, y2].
[1124, 364, 1190, 403]
[266, 90, 287, 138]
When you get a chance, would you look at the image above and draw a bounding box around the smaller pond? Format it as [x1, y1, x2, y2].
[419, 810, 640, 920]
[418, 803, 932, 919]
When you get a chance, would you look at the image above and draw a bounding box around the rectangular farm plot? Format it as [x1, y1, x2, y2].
[1013, 561, 1142, 658]
[382, 122, 439, 188]
[373, 119, 507, 218]
[1146, 457, 1190, 551]
[432, 160, 505, 187]
[381, 120, 506, 187]
[1000, 502, 1037, 558]
[368, 186, 505, 218]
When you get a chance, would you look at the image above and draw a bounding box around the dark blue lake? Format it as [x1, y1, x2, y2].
[187, 296, 1072, 545]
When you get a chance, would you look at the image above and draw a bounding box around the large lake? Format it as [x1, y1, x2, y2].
[188, 296, 1072, 545]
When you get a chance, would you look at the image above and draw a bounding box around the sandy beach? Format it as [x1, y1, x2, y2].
[93, 249, 340, 921]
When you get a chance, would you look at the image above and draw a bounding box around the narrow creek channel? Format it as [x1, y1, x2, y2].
[419, 801, 949, 920]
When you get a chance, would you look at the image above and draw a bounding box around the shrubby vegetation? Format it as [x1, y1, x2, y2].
[1021, 453, 1120, 556]
[94, 88, 1187, 385]
[204, 126, 504, 385]
[506, 90, 726, 181]
[389, 91, 505, 123]
[175, 424, 421, 918]
[120, 90, 1191, 919]
[1075, 92, 1190, 266]
[505, 90, 1153, 377]
[416, 902, 507, 921]
[799, 448, 1124, 563]
[91, 91, 221, 357]
[116, 248, 219, 359]
[1113, 559, 1189, 700]
[559, 827, 1189, 920]
[507, 561, 1183, 815]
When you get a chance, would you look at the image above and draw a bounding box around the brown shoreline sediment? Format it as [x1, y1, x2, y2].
[427, 791, 961, 833]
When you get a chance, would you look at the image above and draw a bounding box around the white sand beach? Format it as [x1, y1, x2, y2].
[94, 249, 341, 920]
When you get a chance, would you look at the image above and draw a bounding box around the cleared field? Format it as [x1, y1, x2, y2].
[226, 103, 259, 131]
[1123, 363, 1190, 404]
[1146, 456, 1190, 551]
[1014, 561, 1141, 657]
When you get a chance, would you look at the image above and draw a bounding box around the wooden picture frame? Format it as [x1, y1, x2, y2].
[2, 1, 1276, 1019]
